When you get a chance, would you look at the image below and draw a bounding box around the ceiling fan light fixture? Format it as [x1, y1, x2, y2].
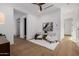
[32, 3, 45, 11]
[38, 10, 42, 13]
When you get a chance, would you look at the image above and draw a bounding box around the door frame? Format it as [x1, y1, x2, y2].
[64, 18, 73, 36]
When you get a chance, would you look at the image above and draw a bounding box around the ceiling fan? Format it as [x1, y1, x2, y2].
[32, 3, 54, 11]
[32, 3, 45, 11]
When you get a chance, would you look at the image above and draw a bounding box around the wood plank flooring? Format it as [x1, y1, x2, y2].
[54, 36, 79, 56]
[10, 36, 79, 56]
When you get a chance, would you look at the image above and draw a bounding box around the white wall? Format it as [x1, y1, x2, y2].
[27, 14, 39, 39]
[60, 9, 64, 40]
[14, 9, 26, 36]
[27, 9, 61, 41]
[76, 9, 79, 41]
[0, 5, 14, 44]
[38, 10, 61, 40]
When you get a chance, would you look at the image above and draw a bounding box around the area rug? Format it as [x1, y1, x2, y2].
[28, 39, 59, 50]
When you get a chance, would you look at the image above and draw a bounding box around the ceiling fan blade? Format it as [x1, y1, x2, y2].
[32, 3, 45, 5]
[39, 6, 42, 11]
[32, 3, 46, 11]
[44, 4, 54, 10]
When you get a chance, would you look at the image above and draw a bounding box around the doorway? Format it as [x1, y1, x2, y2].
[64, 18, 73, 36]
[16, 18, 20, 37]
[24, 18, 27, 38]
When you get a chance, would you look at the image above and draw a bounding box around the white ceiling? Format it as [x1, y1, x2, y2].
[11, 3, 60, 15]
[1, 3, 79, 15]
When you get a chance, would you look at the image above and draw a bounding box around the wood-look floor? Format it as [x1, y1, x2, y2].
[10, 36, 79, 56]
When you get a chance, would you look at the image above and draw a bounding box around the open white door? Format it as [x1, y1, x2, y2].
[20, 17, 24, 38]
